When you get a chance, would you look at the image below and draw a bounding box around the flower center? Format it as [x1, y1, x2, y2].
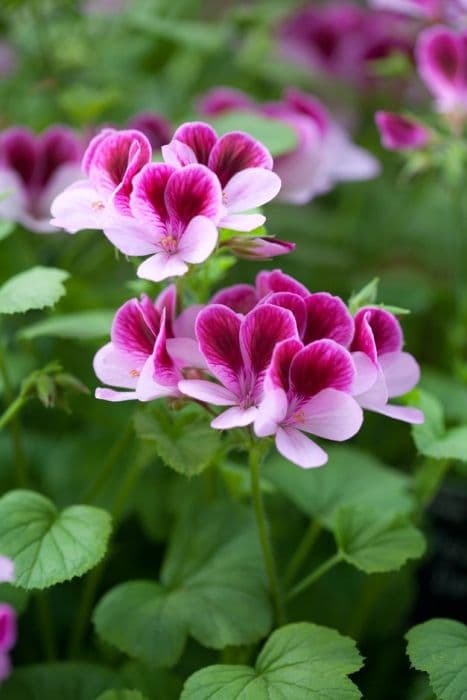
[160, 235, 177, 253]
[129, 369, 140, 378]
[91, 200, 105, 211]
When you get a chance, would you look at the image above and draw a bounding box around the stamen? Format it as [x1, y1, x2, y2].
[91, 200, 105, 211]
[129, 369, 140, 377]
[160, 235, 177, 253]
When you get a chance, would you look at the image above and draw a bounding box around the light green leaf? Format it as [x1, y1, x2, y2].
[421, 369, 467, 423]
[0, 221, 15, 241]
[1, 663, 121, 700]
[335, 506, 425, 573]
[93, 503, 272, 667]
[265, 446, 413, 529]
[209, 111, 298, 157]
[181, 622, 363, 699]
[406, 619, 467, 700]
[412, 391, 467, 462]
[18, 310, 115, 341]
[0, 490, 112, 589]
[0, 267, 69, 315]
[96, 691, 147, 700]
[134, 404, 221, 477]
[348, 278, 379, 314]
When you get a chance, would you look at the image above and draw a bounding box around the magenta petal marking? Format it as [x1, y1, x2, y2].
[290, 339, 355, 399]
[111, 298, 158, 358]
[0, 127, 38, 188]
[130, 162, 176, 232]
[267, 337, 304, 393]
[351, 307, 403, 362]
[261, 292, 307, 339]
[256, 269, 309, 298]
[170, 122, 218, 165]
[208, 131, 273, 188]
[375, 112, 430, 151]
[165, 164, 221, 232]
[303, 292, 354, 346]
[195, 304, 243, 394]
[211, 284, 258, 314]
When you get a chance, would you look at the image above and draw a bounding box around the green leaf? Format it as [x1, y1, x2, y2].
[421, 368, 467, 423]
[134, 404, 221, 476]
[1, 663, 121, 700]
[181, 622, 363, 699]
[348, 278, 379, 314]
[0, 267, 69, 315]
[0, 220, 15, 241]
[93, 503, 272, 667]
[209, 111, 298, 157]
[18, 310, 115, 341]
[121, 661, 182, 700]
[0, 490, 112, 589]
[412, 391, 467, 462]
[265, 446, 413, 529]
[335, 506, 425, 573]
[406, 619, 467, 700]
[96, 691, 147, 700]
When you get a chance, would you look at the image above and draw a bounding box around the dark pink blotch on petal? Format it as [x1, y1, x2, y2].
[170, 122, 217, 165]
[262, 292, 307, 338]
[208, 131, 273, 188]
[164, 164, 221, 232]
[127, 112, 172, 150]
[111, 297, 159, 359]
[256, 269, 309, 298]
[130, 162, 175, 232]
[375, 112, 430, 151]
[0, 127, 38, 189]
[195, 304, 243, 393]
[211, 284, 258, 314]
[290, 339, 355, 399]
[268, 338, 304, 393]
[303, 293, 354, 346]
[199, 87, 255, 116]
[351, 307, 403, 362]
[36, 126, 82, 188]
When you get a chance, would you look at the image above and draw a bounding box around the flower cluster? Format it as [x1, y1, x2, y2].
[0, 556, 16, 685]
[95, 269, 423, 469]
[200, 87, 380, 204]
[51, 123, 284, 281]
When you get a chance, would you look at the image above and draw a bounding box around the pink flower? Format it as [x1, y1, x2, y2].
[279, 3, 412, 86]
[375, 111, 430, 149]
[211, 269, 355, 348]
[126, 112, 172, 150]
[51, 128, 151, 233]
[94, 285, 203, 402]
[103, 162, 222, 282]
[199, 87, 379, 204]
[0, 126, 82, 233]
[254, 338, 363, 468]
[224, 236, 295, 260]
[0, 557, 14, 584]
[178, 303, 298, 429]
[350, 306, 423, 423]
[416, 26, 467, 114]
[161, 121, 281, 231]
[0, 603, 16, 684]
[369, 0, 466, 24]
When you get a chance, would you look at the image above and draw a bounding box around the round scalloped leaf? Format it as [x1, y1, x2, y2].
[0, 266, 69, 315]
[0, 490, 112, 590]
[1, 663, 121, 700]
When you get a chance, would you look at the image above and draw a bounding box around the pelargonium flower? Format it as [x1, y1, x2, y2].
[51, 128, 151, 233]
[161, 121, 281, 231]
[212, 269, 355, 348]
[369, 0, 467, 24]
[416, 26, 467, 115]
[94, 285, 203, 402]
[278, 2, 412, 86]
[224, 236, 295, 260]
[0, 603, 16, 684]
[126, 112, 172, 150]
[103, 162, 223, 281]
[200, 87, 379, 204]
[0, 557, 14, 584]
[179, 303, 298, 429]
[254, 338, 363, 468]
[350, 306, 423, 422]
[375, 111, 430, 150]
[0, 126, 82, 233]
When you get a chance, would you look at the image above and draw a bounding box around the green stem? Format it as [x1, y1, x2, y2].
[35, 592, 57, 661]
[249, 444, 286, 626]
[83, 422, 133, 503]
[287, 552, 342, 601]
[68, 447, 151, 658]
[283, 520, 322, 588]
[0, 394, 28, 431]
[0, 343, 29, 486]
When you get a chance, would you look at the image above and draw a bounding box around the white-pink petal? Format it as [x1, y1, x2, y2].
[178, 216, 218, 264]
[296, 388, 363, 441]
[136, 353, 177, 402]
[0, 556, 14, 584]
[370, 403, 424, 424]
[211, 405, 258, 430]
[93, 342, 142, 389]
[351, 351, 379, 395]
[218, 212, 266, 232]
[275, 426, 328, 469]
[50, 180, 105, 233]
[379, 351, 421, 398]
[166, 337, 206, 369]
[178, 379, 237, 406]
[223, 168, 281, 214]
[103, 213, 158, 256]
[254, 386, 288, 437]
[95, 387, 139, 402]
[137, 252, 188, 282]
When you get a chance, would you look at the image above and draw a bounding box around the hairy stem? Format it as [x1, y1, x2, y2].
[0, 342, 29, 486]
[287, 552, 342, 601]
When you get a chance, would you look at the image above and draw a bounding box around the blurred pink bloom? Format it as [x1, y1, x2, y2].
[162, 121, 281, 230]
[51, 128, 151, 233]
[94, 285, 204, 402]
[351, 306, 423, 423]
[0, 557, 14, 584]
[224, 235, 295, 260]
[0, 603, 16, 685]
[416, 25, 467, 114]
[0, 41, 16, 78]
[212, 269, 355, 347]
[375, 111, 430, 149]
[279, 2, 412, 86]
[200, 87, 379, 204]
[126, 112, 172, 150]
[0, 126, 82, 233]
[104, 162, 222, 282]
[254, 338, 363, 468]
[369, 0, 467, 24]
[179, 303, 298, 429]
